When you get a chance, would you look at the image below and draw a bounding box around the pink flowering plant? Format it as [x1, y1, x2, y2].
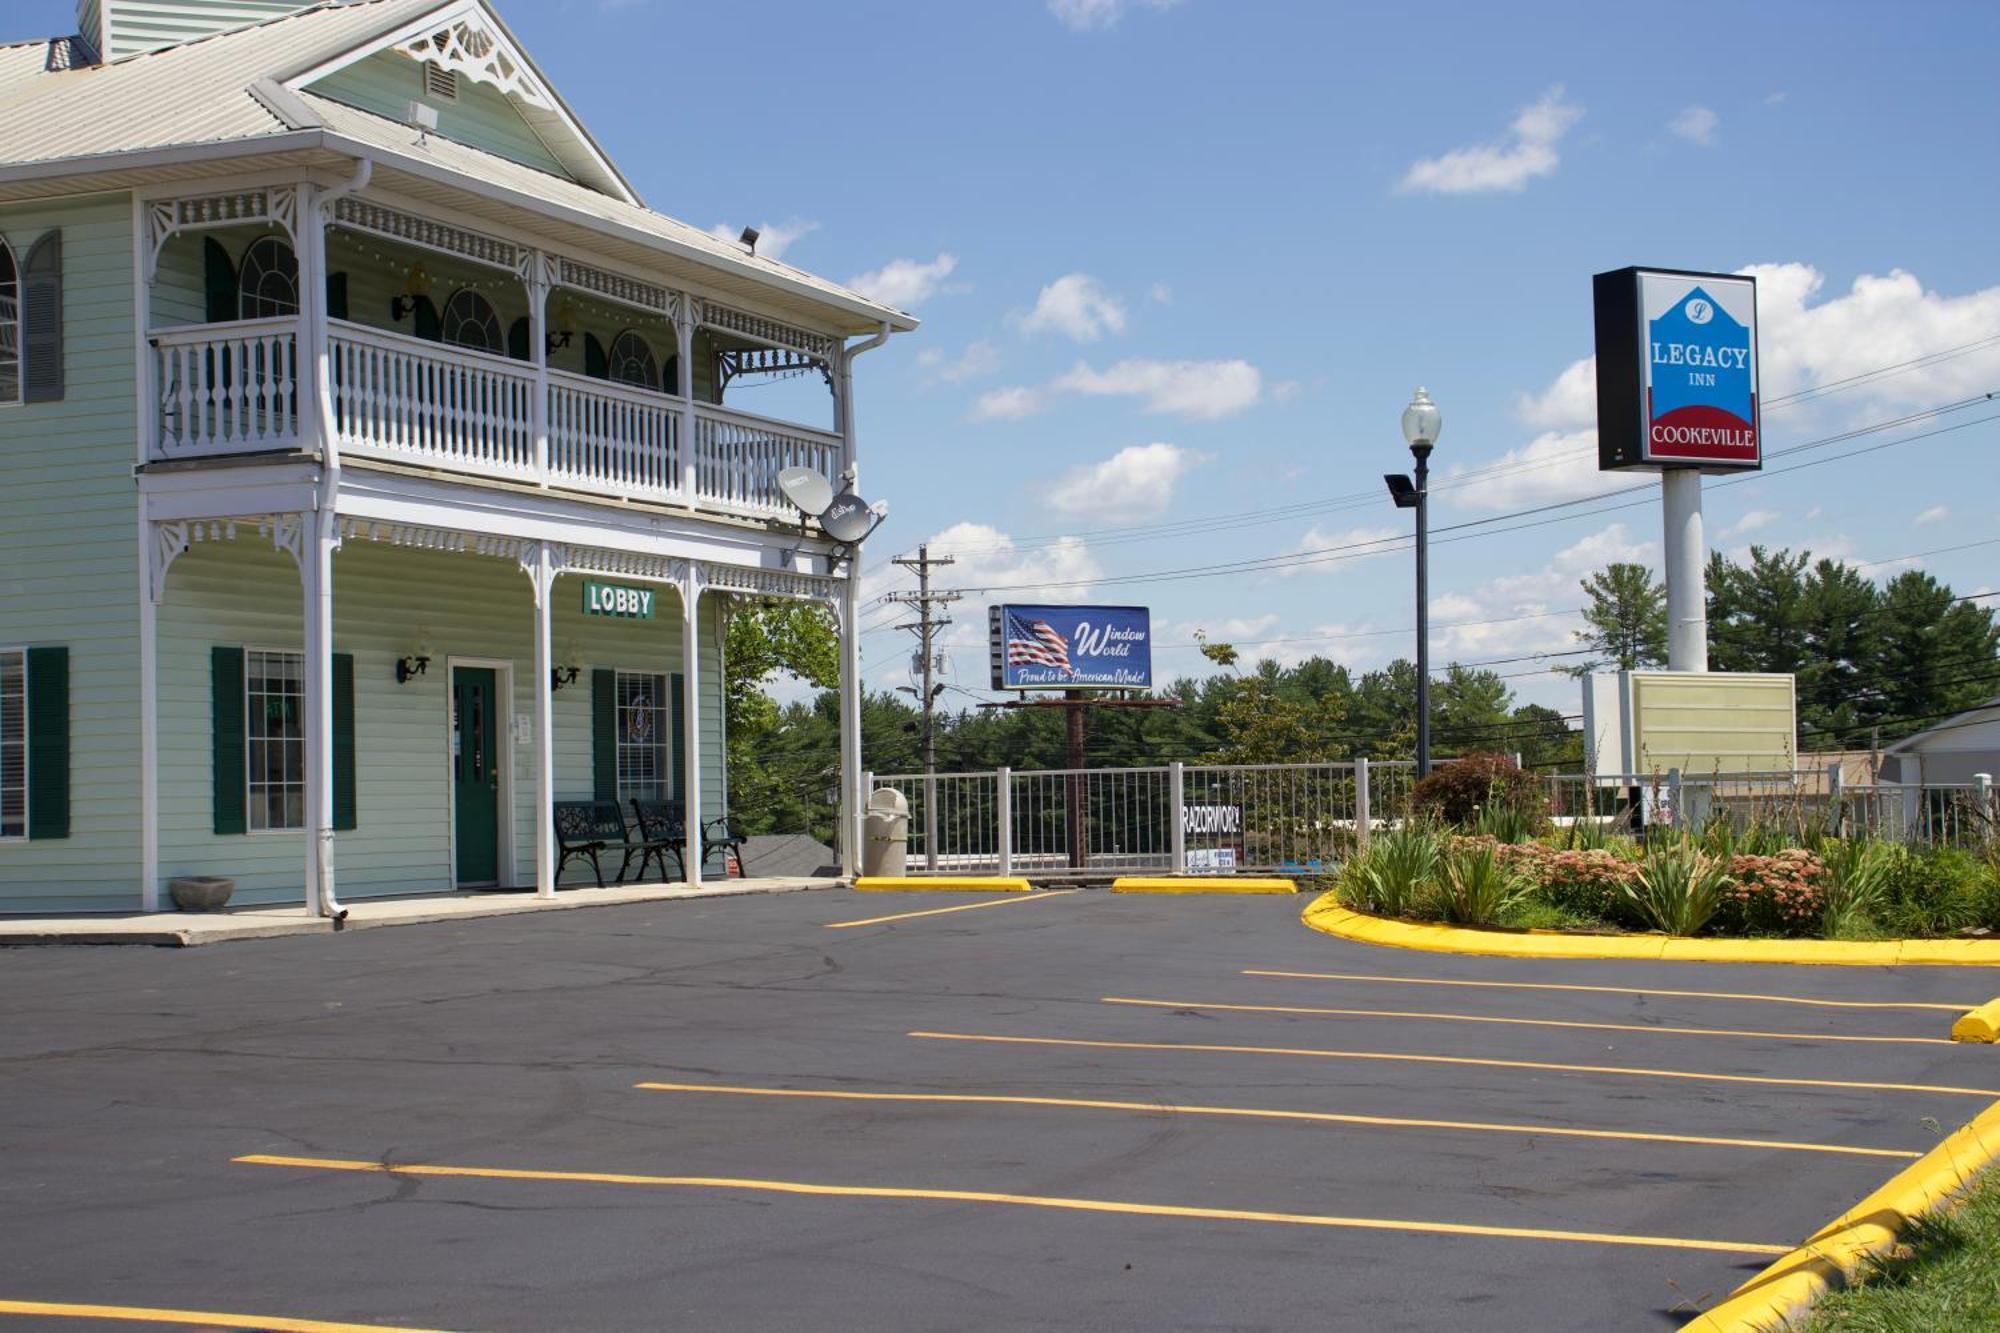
[1710, 849, 1828, 936]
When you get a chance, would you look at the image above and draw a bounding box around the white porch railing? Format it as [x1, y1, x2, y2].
[694, 403, 842, 518]
[547, 367, 680, 502]
[148, 318, 846, 521]
[329, 320, 538, 481]
[153, 317, 302, 456]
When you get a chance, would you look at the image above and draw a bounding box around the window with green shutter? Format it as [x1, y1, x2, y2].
[21, 231, 60, 404]
[332, 652, 356, 831]
[214, 647, 355, 835]
[211, 646, 246, 834]
[590, 668, 616, 801]
[671, 673, 686, 801]
[24, 645, 67, 838]
[0, 650, 25, 838]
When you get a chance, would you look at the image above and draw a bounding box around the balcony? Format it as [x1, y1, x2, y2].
[150, 316, 843, 521]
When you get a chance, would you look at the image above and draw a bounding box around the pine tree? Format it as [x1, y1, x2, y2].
[1570, 562, 1667, 673]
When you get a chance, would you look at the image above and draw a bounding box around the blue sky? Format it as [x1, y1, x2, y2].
[16, 0, 2000, 710]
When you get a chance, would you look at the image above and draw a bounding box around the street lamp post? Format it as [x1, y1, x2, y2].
[1386, 387, 1442, 777]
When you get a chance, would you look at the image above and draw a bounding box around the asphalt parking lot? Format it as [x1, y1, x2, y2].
[3, 887, 1998, 1332]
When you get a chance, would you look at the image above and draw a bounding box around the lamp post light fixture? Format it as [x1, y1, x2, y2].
[1386, 386, 1442, 777]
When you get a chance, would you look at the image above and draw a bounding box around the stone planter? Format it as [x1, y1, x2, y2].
[168, 876, 235, 912]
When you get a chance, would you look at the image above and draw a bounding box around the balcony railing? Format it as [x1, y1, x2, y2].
[154, 317, 302, 457]
[149, 318, 844, 521]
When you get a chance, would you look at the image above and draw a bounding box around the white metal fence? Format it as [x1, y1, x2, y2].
[868, 762, 1996, 878]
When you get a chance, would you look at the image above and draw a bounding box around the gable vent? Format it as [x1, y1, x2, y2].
[423, 61, 459, 102]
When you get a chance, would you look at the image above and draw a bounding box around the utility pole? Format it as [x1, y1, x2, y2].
[886, 545, 959, 871]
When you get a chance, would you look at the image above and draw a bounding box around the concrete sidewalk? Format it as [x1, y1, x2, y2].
[0, 877, 840, 946]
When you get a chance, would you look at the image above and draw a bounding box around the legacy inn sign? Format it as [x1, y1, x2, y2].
[581, 580, 656, 619]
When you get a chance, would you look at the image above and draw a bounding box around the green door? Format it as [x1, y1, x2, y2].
[452, 666, 500, 886]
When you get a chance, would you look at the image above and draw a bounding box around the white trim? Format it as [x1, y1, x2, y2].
[444, 655, 516, 889]
[0, 645, 26, 843]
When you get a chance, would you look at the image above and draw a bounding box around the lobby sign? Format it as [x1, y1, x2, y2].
[988, 604, 1152, 690]
[582, 580, 655, 619]
[1594, 267, 1762, 472]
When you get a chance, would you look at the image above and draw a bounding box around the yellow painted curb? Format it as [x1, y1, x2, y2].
[1952, 998, 2000, 1043]
[1112, 877, 1297, 895]
[1301, 893, 2000, 967]
[852, 877, 1033, 893]
[1680, 1097, 2000, 1331]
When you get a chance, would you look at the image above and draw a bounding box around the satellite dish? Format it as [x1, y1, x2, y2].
[776, 466, 835, 517]
[820, 489, 879, 544]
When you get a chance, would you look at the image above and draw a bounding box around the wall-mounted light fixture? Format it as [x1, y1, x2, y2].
[546, 300, 578, 353]
[389, 261, 434, 322]
[395, 653, 431, 684]
[739, 226, 761, 255]
[550, 640, 582, 691]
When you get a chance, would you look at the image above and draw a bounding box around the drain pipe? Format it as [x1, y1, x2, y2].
[306, 159, 371, 923]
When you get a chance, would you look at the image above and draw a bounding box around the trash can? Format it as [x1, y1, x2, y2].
[863, 786, 910, 878]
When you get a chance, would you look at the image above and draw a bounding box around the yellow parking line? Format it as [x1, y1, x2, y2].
[0, 1299, 447, 1332]
[235, 1154, 1788, 1257]
[825, 889, 1081, 929]
[632, 1079, 1920, 1159]
[1242, 970, 1975, 1013]
[1102, 997, 1950, 1046]
[908, 1031, 2000, 1099]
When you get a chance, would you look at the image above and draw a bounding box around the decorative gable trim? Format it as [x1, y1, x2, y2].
[398, 16, 546, 108]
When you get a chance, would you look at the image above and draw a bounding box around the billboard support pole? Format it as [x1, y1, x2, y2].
[1169, 760, 1186, 873]
[1662, 468, 1708, 672]
[1064, 690, 1087, 869]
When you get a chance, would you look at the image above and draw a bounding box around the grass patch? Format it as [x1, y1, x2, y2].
[1799, 1165, 2000, 1331]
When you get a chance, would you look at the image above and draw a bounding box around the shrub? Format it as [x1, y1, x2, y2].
[1522, 845, 1643, 925]
[1342, 820, 1441, 918]
[1712, 849, 1827, 936]
[1432, 839, 1530, 926]
[1818, 838, 1897, 937]
[1410, 752, 1549, 833]
[1878, 845, 1987, 936]
[1622, 838, 1730, 936]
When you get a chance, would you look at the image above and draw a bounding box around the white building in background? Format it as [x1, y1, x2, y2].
[0, 0, 915, 914]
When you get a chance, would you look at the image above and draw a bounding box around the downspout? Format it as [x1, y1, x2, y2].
[307, 158, 371, 922]
[836, 321, 892, 876]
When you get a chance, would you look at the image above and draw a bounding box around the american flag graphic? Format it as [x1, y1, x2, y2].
[1006, 612, 1072, 672]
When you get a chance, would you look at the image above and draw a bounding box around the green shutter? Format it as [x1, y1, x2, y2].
[25, 645, 68, 839]
[22, 231, 62, 404]
[671, 673, 686, 803]
[326, 271, 349, 322]
[332, 652, 356, 831]
[211, 646, 245, 835]
[507, 316, 530, 362]
[583, 331, 608, 379]
[411, 294, 440, 342]
[591, 668, 616, 801]
[203, 237, 236, 323]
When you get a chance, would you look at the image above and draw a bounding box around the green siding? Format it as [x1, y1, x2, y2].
[309, 51, 572, 180]
[0, 195, 139, 913]
[154, 539, 727, 907]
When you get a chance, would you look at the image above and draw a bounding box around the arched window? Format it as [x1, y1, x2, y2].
[441, 288, 501, 353]
[607, 329, 658, 390]
[0, 238, 17, 403]
[237, 237, 299, 319]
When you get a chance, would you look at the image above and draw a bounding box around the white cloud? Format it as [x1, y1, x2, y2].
[1150, 282, 1173, 305]
[847, 253, 958, 308]
[706, 217, 818, 262]
[1172, 613, 1279, 642]
[970, 385, 1047, 421]
[1274, 525, 1403, 578]
[1017, 273, 1128, 342]
[1047, 0, 1180, 31]
[1431, 523, 1655, 663]
[923, 522, 1102, 602]
[1272, 379, 1304, 404]
[1055, 357, 1262, 418]
[917, 341, 1000, 385]
[1398, 87, 1582, 195]
[1723, 508, 1780, 537]
[1915, 504, 1949, 526]
[1668, 105, 1719, 146]
[1438, 428, 1635, 512]
[1516, 356, 1596, 431]
[1046, 442, 1201, 521]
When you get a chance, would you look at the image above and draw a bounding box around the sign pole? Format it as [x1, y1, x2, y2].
[1661, 468, 1708, 672]
[1065, 688, 1086, 870]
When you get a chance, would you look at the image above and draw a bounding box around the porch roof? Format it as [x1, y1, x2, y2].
[0, 0, 919, 337]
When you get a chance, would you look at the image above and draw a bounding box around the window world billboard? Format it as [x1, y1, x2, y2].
[1593, 267, 1762, 472]
[988, 604, 1152, 691]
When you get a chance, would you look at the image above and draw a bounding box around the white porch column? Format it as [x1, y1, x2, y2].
[527, 252, 550, 486]
[680, 567, 704, 886]
[674, 299, 697, 502]
[139, 513, 161, 911]
[529, 541, 557, 897]
[300, 514, 338, 916]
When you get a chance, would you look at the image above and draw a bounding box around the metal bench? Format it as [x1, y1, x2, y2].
[630, 799, 746, 880]
[553, 799, 640, 888]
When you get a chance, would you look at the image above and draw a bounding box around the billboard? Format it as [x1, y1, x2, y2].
[1594, 267, 1761, 473]
[1583, 670, 1796, 777]
[988, 604, 1152, 691]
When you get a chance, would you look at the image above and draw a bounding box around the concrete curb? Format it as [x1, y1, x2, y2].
[1111, 877, 1297, 895]
[1952, 998, 2000, 1043]
[1681, 1098, 2000, 1331]
[852, 877, 1033, 893]
[1301, 892, 2000, 967]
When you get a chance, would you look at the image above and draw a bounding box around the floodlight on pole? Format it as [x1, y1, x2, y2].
[1389, 386, 1441, 778]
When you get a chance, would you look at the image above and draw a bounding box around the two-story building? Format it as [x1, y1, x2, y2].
[0, 0, 914, 916]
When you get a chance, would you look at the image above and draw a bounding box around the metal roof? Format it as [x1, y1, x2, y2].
[0, 0, 917, 335]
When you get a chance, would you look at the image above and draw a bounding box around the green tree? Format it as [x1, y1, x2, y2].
[1797, 558, 1879, 743]
[1864, 571, 2000, 737]
[1707, 546, 1810, 675]
[723, 601, 839, 839]
[1570, 562, 1667, 673]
